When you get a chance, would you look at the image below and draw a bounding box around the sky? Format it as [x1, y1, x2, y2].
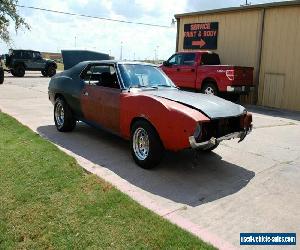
[0, 0, 290, 60]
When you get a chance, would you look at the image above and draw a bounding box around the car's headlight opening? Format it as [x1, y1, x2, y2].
[193, 123, 202, 140]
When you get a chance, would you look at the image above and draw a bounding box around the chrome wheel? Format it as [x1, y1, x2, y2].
[204, 86, 215, 95]
[55, 102, 64, 129]
[133, 127, 150, 161]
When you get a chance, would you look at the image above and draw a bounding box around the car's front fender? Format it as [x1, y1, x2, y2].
[120, 93, 209, 151]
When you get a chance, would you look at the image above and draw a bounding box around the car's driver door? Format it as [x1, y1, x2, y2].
[80, 64, 121, 134]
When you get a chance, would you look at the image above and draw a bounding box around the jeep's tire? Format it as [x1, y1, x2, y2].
[41, 70, 47, 77]
[47, 65, 56, 77]
[131, 120, 164, 169]
[54, 97, 76, 132]
[0, 67, 4, 84]
[201, 82, 218, 96]
[13, 64, 25, 77]
[11, 69, 17, 77]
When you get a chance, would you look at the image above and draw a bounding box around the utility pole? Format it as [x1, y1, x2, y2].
[241, 0, 251, 6]
[120, 41, 123, 60]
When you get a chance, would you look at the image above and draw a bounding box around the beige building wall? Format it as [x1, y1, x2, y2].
[176, 4, 300, 111]
[258, 6, 300, 111]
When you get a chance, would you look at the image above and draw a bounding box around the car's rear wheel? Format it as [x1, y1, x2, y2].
[54, 97, 76, 132]
[13, 64, 25, 77]
[131, 120, 164, 169]
[47, 65, 56, 77]
[0, 67, 4, 84]
[202, 82, 218, 96]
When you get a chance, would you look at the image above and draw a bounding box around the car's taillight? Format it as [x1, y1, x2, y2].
[226, 70, 235, 81]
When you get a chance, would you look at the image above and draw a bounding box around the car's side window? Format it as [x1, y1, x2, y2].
[168, 54, 183, 66]
[81, 65, 93, 84]
[182, 53, 196, 66]
[32, 52, 41, 59]
[81, 64, 119, 89]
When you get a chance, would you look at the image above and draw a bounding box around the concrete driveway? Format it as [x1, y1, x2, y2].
[0, 72, 299, 250]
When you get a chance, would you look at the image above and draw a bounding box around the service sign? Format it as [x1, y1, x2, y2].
[183, 22, 218, 50]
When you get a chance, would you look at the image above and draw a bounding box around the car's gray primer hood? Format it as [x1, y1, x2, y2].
[146, 89, 245, 119]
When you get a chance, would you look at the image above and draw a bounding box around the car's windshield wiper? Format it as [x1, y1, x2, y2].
[155, 84, 173, 88]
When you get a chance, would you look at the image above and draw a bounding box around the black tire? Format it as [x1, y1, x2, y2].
[11, 69, 17, 77]
[201, 82, 218, 96]
[46, 65, 56, 77]
[0, 67, 4, 84]
[130, 120, 164, 169]
[54, 97, 76, 132]
[13, 64, 25, 77]
[41, 70, 47, 77]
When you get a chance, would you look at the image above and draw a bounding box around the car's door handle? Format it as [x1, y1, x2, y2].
[83, 91, 89, 96]
[191, 69, 195, 72]
[176, 68, 180, 72]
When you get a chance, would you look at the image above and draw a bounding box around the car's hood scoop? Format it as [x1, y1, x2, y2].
[146, 89, 245, 119]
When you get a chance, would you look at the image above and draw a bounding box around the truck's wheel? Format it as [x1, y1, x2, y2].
[202, 82, 218, 96]
[0, 67, 4, 84]
[131, 120, 164, 169]
[47, 65, 56, 77]
[13, 64, 25, 77]
[54, 98, 76, 132]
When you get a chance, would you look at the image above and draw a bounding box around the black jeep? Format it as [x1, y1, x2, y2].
[5, 49, 57, 77]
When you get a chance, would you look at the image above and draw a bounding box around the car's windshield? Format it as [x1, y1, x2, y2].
[118, 64, 175, 89]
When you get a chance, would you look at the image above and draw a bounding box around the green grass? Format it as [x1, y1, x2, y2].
[0, 112, 215, 250]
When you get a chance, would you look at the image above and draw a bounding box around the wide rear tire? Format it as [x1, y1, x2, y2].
[130, 120, 164, 169]
[54, 98, 76, 132]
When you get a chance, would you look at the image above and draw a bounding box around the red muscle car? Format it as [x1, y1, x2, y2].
[48, 60, 252, 169]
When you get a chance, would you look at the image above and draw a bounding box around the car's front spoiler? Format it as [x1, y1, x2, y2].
[189, 126, 252, 149]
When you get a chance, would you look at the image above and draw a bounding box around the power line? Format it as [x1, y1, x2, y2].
[16, 4, 171, 28]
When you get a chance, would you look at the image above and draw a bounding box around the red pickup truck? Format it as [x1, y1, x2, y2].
[160, 51, 254, 98]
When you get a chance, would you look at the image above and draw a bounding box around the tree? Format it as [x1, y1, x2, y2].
[0, 0, 30, 44]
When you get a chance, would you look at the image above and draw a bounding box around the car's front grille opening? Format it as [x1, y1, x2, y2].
[197, 116, 242, 142]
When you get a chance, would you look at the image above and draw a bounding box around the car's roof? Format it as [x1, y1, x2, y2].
[12, 49, 40, 53]
[79, 60, 157, 67]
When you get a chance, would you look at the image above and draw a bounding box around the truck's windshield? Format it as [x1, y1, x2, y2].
[118, 64, 176, 89]
[201, 53, 221, 65]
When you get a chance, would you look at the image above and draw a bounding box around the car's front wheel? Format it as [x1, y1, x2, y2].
[54, 98, 76, 132]
[131, 120, 164, 169]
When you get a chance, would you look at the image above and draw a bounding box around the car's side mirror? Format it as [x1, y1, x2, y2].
[163, 61, 170, 67]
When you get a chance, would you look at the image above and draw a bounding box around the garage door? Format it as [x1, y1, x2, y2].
[262, 73, 285, 108]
